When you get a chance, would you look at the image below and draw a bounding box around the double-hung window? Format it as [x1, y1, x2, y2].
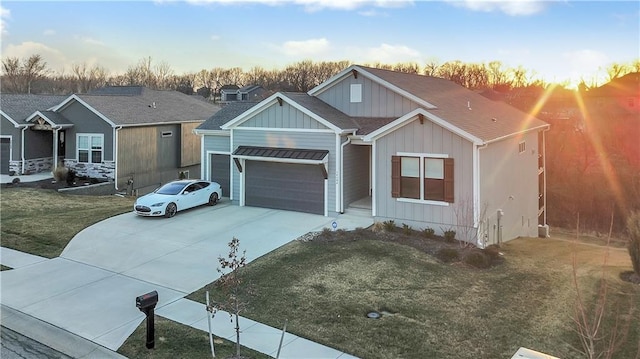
[77, 134, 103, 164]
[392, 154, 454, 203]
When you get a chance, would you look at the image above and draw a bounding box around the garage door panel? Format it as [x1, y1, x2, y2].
[245, 161, 324, 215]
[210, 154, 230, 197]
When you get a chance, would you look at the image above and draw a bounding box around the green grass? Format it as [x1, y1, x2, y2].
[0, 188, 134, 258]
[189, 237, 640, 359]
[118, 316, 271, 359]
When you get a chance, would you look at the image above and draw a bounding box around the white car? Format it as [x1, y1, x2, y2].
[134, 180, 222, 218]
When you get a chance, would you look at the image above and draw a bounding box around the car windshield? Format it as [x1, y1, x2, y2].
[155, 182, 188, 195]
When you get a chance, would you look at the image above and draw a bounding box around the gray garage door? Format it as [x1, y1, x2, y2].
[210, 154, 230, 197]
[245, 161, 324, 215]
[1, 138, 10, 175]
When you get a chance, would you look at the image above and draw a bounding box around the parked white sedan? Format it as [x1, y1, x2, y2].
[134, 180, 222, 218]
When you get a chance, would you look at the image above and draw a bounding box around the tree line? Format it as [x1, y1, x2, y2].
[3, 54, 638, 97]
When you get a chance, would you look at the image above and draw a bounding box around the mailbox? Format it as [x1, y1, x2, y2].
[136, 291, 158, 310]
[136, 290, 158, 349]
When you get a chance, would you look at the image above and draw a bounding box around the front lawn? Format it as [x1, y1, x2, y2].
[190, 232, 639, 359]
[0, 188, 134, 258]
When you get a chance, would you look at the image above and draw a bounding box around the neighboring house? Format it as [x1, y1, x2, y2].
[195, 65, 550, 245]
[1, 94, 68, 175]
[221, 85, 267, 102]
[2, 87, 219, 193]
[220, 85, 240, 102]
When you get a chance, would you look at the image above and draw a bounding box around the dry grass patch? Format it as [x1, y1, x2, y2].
[190, 233, 639, 359]
[0, 188, 134, 258]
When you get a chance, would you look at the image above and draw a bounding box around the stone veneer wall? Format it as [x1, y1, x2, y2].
[12, 157, 56, 175]
[64, 160, 115, 180]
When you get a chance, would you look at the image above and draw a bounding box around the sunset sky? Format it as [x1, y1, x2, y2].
[1, 0, 638, 88]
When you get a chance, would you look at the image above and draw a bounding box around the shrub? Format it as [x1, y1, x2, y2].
[463, 251, 491, 269]
[383, 220, 396, 232]
[444, 229, 456, 242]
[436, 248, 459, 263]
[627, 211, 640, 275]
[52, 164, 68, 182]
[371, 222, 385, 232]
[402, 223, 412, 235]
[422, 227, 435, 239]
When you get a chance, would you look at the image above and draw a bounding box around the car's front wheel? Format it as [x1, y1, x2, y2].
[165, 203, 177, 218]
[208, 193, 219, 206]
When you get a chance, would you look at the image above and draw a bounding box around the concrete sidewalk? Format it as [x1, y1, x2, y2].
[1, 205, 370, 358]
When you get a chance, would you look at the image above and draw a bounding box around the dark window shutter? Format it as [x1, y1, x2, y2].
[391, 156, 400, 198]
[444, 158, 454, 203]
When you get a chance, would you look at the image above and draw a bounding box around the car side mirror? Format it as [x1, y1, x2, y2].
[183, 191, 189, 195]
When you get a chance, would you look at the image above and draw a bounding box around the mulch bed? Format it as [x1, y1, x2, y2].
[301, 225, 504, 269]
[1, 177, 101, 190]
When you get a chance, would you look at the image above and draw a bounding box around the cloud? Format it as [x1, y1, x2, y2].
[0, 5, 10, 34]
[561, 49, 610, 83]
[363, 43, 422, 63]
[43, 29, 56, 36]
[446, 0, 549, 16]
[211, 34, 221, 41]
[73, 35, 105, 46]
[181, 0, 413, 12]
[279, 37, 330, 56]
[2, 41, 66, 69]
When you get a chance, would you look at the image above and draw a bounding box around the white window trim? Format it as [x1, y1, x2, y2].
[350, 84, 362, 103]
[518, 141, 526, 154]
[76, 133, 104, 164]
[396, 152, 450, 206]
[161, 131, 173, 138]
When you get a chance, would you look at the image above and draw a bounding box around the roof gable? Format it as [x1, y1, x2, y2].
[309, 65, 549, 143]
[0, 94, 67, 126]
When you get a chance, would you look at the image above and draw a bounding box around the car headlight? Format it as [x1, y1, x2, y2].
[151, 202, 165, 207]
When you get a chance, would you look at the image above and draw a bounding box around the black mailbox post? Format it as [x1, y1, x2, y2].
[136, 290, 158, 349]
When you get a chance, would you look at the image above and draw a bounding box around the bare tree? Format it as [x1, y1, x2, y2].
[605, 63, 629, 81]
[1, 54, 49, 93]
[154, 60, 174, 90]
[72, 63, 107, 93]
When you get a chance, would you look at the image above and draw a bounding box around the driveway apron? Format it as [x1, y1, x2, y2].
[0, 203, 351, 350]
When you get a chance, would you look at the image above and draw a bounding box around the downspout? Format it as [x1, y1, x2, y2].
[53, 126, 62, 171]
[114, 126, 123, 190]
[474, 142, 488, 247]
[542, 127, 549, 226]
[20, 125, 28, 174]
[339, 135, 352, 213]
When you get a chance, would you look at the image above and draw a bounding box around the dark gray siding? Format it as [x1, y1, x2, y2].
[374, 118, 474, 233]
[59, 101, 114, 160]
[317, 75, 422, 117]
[0, 138, 10, 174]
[24, 129, 52, 159]
[343, 143, 370, 207]
[1, 116, 21, 160]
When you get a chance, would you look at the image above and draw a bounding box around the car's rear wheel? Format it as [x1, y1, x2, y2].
[165, 203, 177, 218]
[208, 193, 219, 206]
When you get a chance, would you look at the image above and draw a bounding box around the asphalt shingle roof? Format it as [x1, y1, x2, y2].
[358, 66, 549, 142]
[0, 94, 67, 124]
[197, 102, 259, 130]
[75, 87, 220, 126]
[38, 110, 73, 125]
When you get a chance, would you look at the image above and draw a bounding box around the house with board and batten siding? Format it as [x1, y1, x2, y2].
[1, 87, 219, 194]
[195, 65, 550, 245]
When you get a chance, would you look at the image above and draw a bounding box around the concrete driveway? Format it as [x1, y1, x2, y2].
[0, 202, 372, 351]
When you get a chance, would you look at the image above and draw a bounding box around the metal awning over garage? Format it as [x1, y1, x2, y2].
[232, 146, 328, 178]
[233, 146, 328, 162]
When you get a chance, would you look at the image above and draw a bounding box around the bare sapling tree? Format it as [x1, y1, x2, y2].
[217, 237, 247, 358]
[452, 198, 489, 248]
[571, 213, 633, 359]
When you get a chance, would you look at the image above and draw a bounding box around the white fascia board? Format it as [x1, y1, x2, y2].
[193, 129, 231, 136]
[24, 111, 74, 128]
[308, 65, 438, 110]
[483, 123, 551, 145]
[53, 94, 117, 128]
[363, 108, 483, 145]
[1, 111, 25, 127]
